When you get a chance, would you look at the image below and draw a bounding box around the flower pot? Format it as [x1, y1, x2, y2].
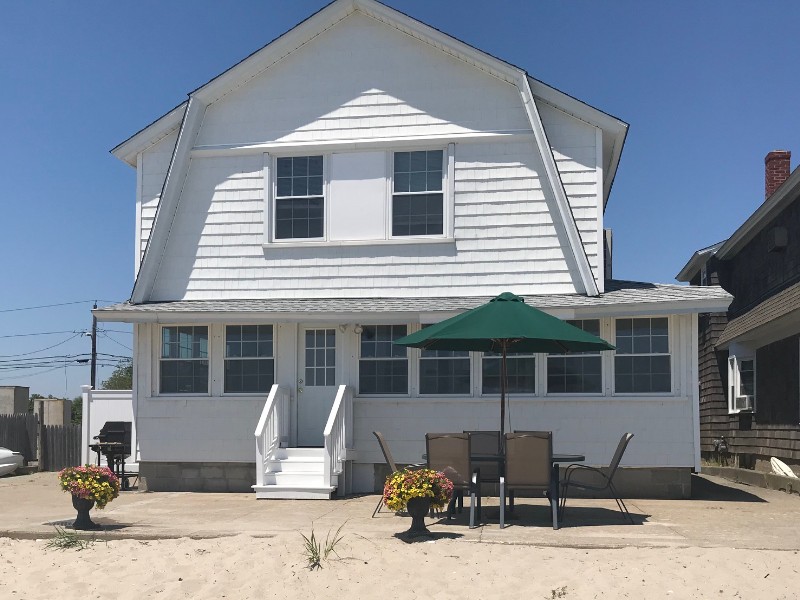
[405, 497, 432, 537]
[71, 495, 100, 531]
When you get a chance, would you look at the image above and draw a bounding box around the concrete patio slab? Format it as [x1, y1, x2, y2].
[1, 471, 798, 551]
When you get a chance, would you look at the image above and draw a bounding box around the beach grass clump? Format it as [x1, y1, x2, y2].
[44, 525, 93, 551]
[301, 522, 345, 570]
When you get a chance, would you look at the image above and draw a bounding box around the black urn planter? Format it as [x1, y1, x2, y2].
[404, 497, 432, 537]
[71, 495, 101, 531]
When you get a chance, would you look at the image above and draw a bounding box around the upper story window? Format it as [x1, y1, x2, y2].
[728, 355, 755, 413]
[266, 147, 452, 246]
[160, 326, 209, 394]
[392, 150, 444, 237]
[614, 317, 671, 394]
[547, 319, 603, 394]
[358, 325, 408, 395]
[275, 156, 324, 240]
[224, 325, 274, 393]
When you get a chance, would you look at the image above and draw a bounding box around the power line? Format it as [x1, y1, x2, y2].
[98, 328, 133, 335]
[0, 333, 82, 358]
[0, 330, 84, 339]
[99, 331, 132, 351]
[0, 299, 123, 313]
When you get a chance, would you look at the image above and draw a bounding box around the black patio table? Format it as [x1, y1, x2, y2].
[425, 451, 586, 525]
[471, 452, 585, 521]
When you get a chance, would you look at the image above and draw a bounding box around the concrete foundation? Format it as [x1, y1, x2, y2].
[139, 462, 255, 492]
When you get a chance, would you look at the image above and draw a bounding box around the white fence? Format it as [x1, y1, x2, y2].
[80, 385, 138, 471]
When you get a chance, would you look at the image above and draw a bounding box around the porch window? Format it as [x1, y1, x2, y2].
[359, 325, 408, 395]
[547, 319, 602, 394]
[224, 325, 274, 393]
[392, 150, 444, 237]
[482, 352, 536, 394]
[614, 317, 671, 393]
[160, 326, 209, 394]
[420, 347, 471, 395]
[275, 155, 324, 240]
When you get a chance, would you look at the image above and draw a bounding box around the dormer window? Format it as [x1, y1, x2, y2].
[392, 150, 444, 237]
[265, 146, 453, 246]
[275, 155, 324, 240]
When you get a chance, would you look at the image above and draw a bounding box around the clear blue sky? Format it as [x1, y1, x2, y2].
[1, 0, 799, 398]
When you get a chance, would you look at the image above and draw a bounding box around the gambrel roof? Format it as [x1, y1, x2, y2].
[112, 0, 628, 304]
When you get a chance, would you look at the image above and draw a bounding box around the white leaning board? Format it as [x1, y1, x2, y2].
[770, 457, 798, 478]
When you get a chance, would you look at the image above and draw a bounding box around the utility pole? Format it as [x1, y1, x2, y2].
[90, 302, 97, 389]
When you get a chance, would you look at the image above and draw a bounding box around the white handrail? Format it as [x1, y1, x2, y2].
[323, 384, 352, 489]
[254, 384, 289, 488]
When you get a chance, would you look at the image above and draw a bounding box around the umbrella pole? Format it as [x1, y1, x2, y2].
[500, 341, 508, 443]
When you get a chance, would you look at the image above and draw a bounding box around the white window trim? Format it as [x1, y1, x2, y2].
[221, 323, 277, 397]
[611, 315, 675, 397]
[728, 354, 756, 414]
[156, 324, 211, 397]
[263, 145, 456, 248]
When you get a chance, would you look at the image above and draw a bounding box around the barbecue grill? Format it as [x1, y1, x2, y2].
[90, 421, 132, 489]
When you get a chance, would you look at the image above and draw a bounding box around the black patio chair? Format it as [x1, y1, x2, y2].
[500, 431, 557, 529]
[559, 432, 635, 524]
[426, 433, 480, 528]
[372, 431, 424, 518]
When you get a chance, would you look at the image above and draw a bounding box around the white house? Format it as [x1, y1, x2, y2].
[96, 0, 731, 498]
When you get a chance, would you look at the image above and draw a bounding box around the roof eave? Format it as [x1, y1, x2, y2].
[110, 102, 188, 167]
[526, 76, 628, 210]
[717, 166, 800, 260]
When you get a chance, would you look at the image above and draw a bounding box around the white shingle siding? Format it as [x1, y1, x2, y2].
[195, 13, 530, 147]
[138, 130, 178, 269]
[147, 139, 581, 300]
[538, 102, 601, 284]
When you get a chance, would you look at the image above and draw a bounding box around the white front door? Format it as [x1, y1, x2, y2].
[297, 327, 338, 447]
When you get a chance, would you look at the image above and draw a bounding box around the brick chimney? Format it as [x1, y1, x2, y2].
[765, 150, 791, 199]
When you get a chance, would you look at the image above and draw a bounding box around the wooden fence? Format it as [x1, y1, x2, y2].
[0, 414, 37, 462]
[0, 414, 81, 470]
[41, 424, 81, 471]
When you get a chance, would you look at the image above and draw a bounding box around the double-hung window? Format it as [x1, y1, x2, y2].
[419, 347, 470, 395]
[275, 155, 324, 240]
[547, 320, 603, 394]
[160, 326, 209, 394]
[728, 355, 755, 412]
[224, 325, 274, 393]
[392, 150, 444, 237]
[482, 351, 536, 395]
[614, 318, 671, 393]
[358, 325, 408, 395]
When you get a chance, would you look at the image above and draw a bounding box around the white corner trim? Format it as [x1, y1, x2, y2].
[518, 75, 599, 297]
[131, 97, 208, 303]
[595, 127, 605, 292]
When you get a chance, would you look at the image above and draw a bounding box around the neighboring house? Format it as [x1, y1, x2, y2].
[678, 150, 800, 471]
[96, 0, 731, 498]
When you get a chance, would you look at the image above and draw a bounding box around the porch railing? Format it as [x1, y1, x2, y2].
[254, 384, 290, 487]
[323, 384, 353, 489]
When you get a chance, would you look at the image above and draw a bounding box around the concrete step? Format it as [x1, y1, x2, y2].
[252, 484, 335, 500]
[262, 472, 336, 487]
[266, 457, 324, 473]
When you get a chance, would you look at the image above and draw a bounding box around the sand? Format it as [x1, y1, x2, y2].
[1, 532, 798, 600]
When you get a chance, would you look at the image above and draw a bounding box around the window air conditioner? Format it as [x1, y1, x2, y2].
[735, 395, 754, 411]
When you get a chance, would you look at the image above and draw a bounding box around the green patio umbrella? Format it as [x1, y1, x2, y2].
[394, 292, 615, 438]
